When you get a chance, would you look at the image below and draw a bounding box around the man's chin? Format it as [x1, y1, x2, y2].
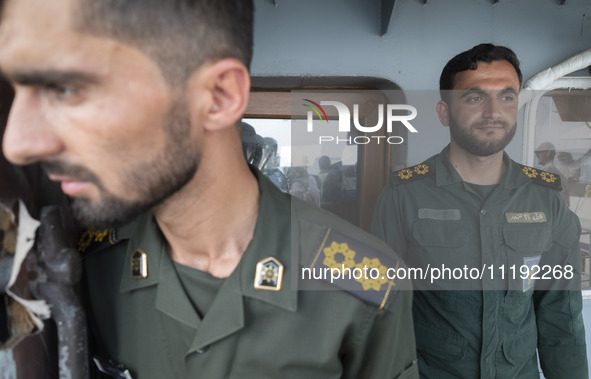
[71, 197, 147, 230]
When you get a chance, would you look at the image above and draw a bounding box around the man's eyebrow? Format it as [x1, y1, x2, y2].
[6, 70, 100, 86]
[459, 87, 518, 98]
[499, 87, 519, 95]
[459, 88, 486, 99]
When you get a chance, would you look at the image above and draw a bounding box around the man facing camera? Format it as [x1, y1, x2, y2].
[373, 44, 587, 378]
[0, 0, 417, 377]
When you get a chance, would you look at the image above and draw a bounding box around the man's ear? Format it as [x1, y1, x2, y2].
[436, 100, 450, 127]
[190, 58, 250, 132]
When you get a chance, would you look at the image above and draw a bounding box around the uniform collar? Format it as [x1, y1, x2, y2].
[434, 144, 530, 190]
[434, 145, 463, 187]
[500, 155, 531, 190]
[238, 168, 297, 312]
[118, 168, 297, 314]
[119, 213, 164, 293]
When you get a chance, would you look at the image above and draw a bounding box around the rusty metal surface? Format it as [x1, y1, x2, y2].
[34, 206, 89, 379]
[0, 204, 89, 378]
[0, 199, 58, 379]
[0, 255, 12, 290]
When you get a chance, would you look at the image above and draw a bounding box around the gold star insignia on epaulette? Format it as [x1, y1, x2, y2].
[355, 257, 391, 291]
[323, 242, 356, 270]
[522, 166, 538, 178]
[414, 164, 430, 175]
[540, 171, 557, 183]
[307, 228, 401, 310]
[78, 229, 118, 254]
[520, 165, 562, 190]
[397, 169, 413, 180]
[394, 162, 434, 185]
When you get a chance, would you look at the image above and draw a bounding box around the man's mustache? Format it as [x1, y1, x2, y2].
[42, 161, 99, 184]
[475, 120, 509, 128]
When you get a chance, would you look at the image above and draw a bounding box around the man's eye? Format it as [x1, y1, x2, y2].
[43, 83, 80, 101]
[500, 95, 516, 102]
[50, 84, 76, 95]
[466, 96, 482, 103]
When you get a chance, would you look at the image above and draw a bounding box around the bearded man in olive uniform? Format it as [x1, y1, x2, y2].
[0, 0, 418, 378]
[373, 44, 587, 378]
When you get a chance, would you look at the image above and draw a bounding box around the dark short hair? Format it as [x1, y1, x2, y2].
[440, 43, 522, 102]
[76, 0, 254, 86]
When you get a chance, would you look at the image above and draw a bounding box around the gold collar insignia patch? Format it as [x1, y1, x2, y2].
[131, 248, 148, 279]
[254, 257, 284, 291]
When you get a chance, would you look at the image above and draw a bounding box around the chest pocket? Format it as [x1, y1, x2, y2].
[502, 226, 552, 256]
[502, 226, 553, 293]
[412, 219, 466, 248]
[411, 219, 469, 290]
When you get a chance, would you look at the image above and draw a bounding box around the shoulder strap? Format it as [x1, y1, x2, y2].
[393, 162, 435, 185]
[519, 164, 562, 190]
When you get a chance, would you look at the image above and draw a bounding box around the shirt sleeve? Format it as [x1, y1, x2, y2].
[534, 191, 588, 379]
[342, 290, 419, 379]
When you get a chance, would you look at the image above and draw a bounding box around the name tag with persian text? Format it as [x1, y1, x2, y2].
[505, 212, 546, 223]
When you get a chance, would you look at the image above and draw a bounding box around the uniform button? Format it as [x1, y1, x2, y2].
[196, 345, 210, 354]
[480, 209, 487, 215]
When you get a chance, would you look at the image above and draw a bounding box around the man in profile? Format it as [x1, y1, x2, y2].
[0, 0, 417, 377]
[373, 44, 587, 378]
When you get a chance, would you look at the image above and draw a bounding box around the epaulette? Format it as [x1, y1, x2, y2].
[307, 228, 400, 310]
[78, 228, 120, 256]
[519, 164, 562, 190]
[393, 162, 435, 185]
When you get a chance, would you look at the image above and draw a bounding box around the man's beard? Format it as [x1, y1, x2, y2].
[44, 98, 199, 229]
[449, 114, 516, 157]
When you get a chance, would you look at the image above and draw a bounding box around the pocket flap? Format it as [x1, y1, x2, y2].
[415, 322, 467, 361]
[502, 330, 537, 366]
[502, 227, 552, 251]
[412, 220, 466, 248]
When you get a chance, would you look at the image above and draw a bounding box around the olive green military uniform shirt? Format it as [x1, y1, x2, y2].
[372, 146, 587, 379]
[81, 172, 419, 379]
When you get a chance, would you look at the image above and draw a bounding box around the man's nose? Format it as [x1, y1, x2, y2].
[482, 98, 501, 119]
[2, 91, 64, 165]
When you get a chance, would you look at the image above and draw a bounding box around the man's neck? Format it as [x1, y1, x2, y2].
[448, 142, 507, 185]
[152, 138, 260, 278]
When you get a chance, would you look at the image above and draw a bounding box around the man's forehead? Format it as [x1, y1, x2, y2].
[452, 60, 520, 91]
[0, 0, 73, 59]
[0, 0, 119, 80]
[0, 0, 75, 32]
